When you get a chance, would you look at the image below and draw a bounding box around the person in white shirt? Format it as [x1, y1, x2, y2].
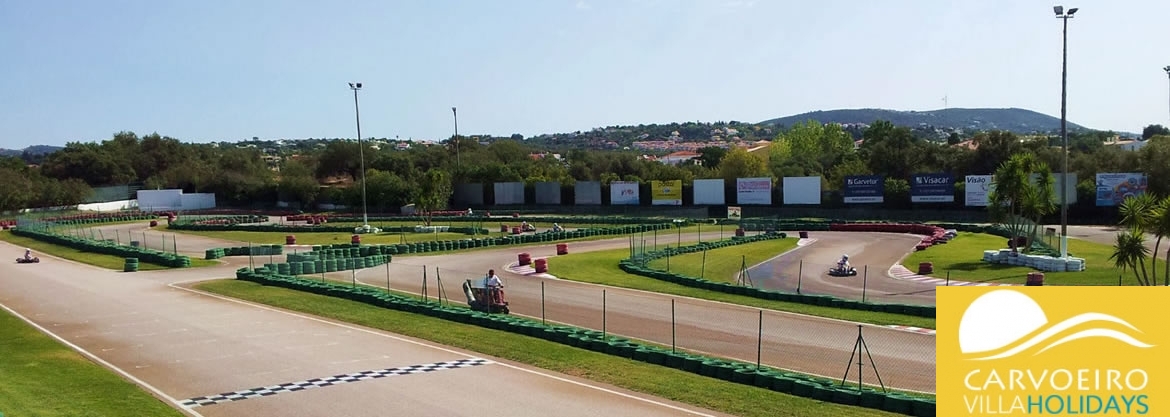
[24, 248, 33, 260]
[485, 269, 505, 304]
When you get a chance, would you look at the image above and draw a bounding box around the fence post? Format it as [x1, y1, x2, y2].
[701, 249, 707, 279]
[602, 289, 607, 339]
[677, 225, 681, 247]
[541, 280, 546, 325]
[386, 261, 391, 292]
[653, 229, 657, 251]
[797, 259, 803, 294]
[671, 298, 676, 353]
[698, 222, 702, 243]
[862, 265, 869, 303]
[946, 271, 951, 286]
[756, 310, 763, 369]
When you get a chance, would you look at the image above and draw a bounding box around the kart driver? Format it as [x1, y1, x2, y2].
[24, 248, 33, 260]
[837, 254, 850, 270]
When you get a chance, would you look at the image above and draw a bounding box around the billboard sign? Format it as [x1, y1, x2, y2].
[651, 180, 683, 205]
[610, 181, 640, 205]
[575, 181, 602, 205]
[1096, 173, 1148, 207]
[782, 176, 822, 205]
[911, 173, 955, 203]
[736, 177, 772, 205]
[692, 179, 725, 205]
[965, 175, 993, 207]
[843, 175, 884, 204]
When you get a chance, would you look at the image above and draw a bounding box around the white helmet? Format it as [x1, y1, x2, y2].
[842, 254, 849, 260]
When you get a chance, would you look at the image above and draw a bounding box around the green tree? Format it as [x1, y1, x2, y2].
[987, 153, 1057, 252]
[696, 146, 727, 169]
[278, 159, 320, 208]
[1140, 136, 1170, 197]
[416, 169, 453, 226]
[717, 147, 768, 182]
[1142, 124, 1170, 140]
[1112, 194, 1163, 286]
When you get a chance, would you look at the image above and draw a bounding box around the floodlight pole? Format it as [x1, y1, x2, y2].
[452, 107, 460, 168]
[1054, 6, 1077, 259]
[350, 82, 369, 228]
[1164, 66, 1170, 122]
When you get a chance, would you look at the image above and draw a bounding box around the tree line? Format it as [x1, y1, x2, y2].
[4, 122, 1168, 213]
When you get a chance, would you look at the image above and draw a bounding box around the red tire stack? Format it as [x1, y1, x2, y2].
[534, 258, 548, 273]
[351, 234, 361, 244]
[286, 235, 296, 245]
[556, 243, 568, 255]
[518, 253, 531, 266]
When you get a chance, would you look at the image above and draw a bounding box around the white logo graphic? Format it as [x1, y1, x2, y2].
[959, 290, 1154, 361]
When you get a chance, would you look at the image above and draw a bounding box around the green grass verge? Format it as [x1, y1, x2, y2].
[551, 240, 935, 329]
[646, 238, 799, 284]
[0, 230, 220, 271]
[0, 307, 185, 416]
[903, 232, 1164, 286]
[194, 279, 905, 417]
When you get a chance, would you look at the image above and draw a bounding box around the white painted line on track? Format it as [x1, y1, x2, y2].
[168, 278, 720, 417]
[0, 301, 206, 417]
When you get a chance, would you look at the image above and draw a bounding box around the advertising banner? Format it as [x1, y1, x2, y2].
[782, 176, 822, 205]
[453, 183, 484, 206]
[493, 182, 525, 205]
[610, 181, 640, 205]
[534, 182, 561, 205]
[844, 175, 884, 204]
[1096, 173, 1148, 207]
[651, 180, 683, 205]
[965, 175, 993, 207]
[692, 179, 725, 205]
[911, 173, 955, 203]
[736, 177, 772, 205]
[727, 206, 741, 220]
[574, 181, 602, 205]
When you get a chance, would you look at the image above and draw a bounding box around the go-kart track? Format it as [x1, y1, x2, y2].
[1, 219, 939, 416]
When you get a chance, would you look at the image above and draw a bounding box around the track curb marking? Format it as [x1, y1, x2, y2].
[886, 264, 1019, 287]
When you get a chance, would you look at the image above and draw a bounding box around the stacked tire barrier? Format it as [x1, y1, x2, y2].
[234, 268, 934, 416]
[123, 257, 139, 272]
[617, 234, 934, 319]
[261, 244, 395, 275]
[319, 215, 682, 226]
[205, 245, 284, 260]
[168, 215, 269, 228]
[178, 223, 488, 235]
[10, 227, 192, 268]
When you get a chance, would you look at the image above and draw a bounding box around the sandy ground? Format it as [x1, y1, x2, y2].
[0, 238, 729, 417]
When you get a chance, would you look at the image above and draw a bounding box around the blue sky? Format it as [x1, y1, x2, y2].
[2, 0, 1167, 149]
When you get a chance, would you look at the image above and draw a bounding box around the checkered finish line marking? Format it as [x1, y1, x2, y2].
[179, 358, 492, 408]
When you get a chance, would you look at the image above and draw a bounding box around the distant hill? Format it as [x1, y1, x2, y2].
[0, 145, 63, 157]
[760, 108, 1090, 136]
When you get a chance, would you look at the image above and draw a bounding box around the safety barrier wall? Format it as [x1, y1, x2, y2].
[205, 245, 284, 260]
[234, 268, 936, 416]
[11, 227, 192, 268]
[289, 214, 680, 226]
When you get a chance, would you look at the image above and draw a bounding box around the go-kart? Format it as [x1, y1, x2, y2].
[16, 257, 40, 264]
[521, 224, 537, 233]
[828, 265, 857, 277]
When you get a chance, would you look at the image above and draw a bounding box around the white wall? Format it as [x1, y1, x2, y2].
[78, 199, 138, 212]
[783, 176, 821, 205]
[693, 179, 725, 205]
[136, 190, 182, 211]
[180, 193, 217, 210]
[575, 181, 602, 205]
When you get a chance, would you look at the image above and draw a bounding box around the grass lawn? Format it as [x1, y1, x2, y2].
[550, 240, 936, 329]
[0, 230, 220, 271]
[646, 238, 799, 284]
[902, 232, 1166, 286]
[0, 307, 185, 416]
[194, 279, 907, 417]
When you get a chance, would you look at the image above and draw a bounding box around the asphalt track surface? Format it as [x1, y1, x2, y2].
[743, 232, 938, 306]
[0, 238, 729, 416]
[3, 220, 937, 417]
[350, 232, 937, 394]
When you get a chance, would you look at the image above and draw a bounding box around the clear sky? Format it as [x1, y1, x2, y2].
[2, 0, 1167, 149]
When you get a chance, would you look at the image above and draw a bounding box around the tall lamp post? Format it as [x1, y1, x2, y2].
[452, 107, 460, 167]
[1054, 6, 1077, 260]
[348, 82, 370, 231]
[1164, 66, 1170, 122]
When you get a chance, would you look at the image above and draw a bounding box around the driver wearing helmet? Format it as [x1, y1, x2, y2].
[24, 248, 32, 260]
[838, 254, 850, 270]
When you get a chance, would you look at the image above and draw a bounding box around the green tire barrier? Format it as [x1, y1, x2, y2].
[124, 257, 139, 272]
[324, 215, 683, 226]
[176, 222, 489, 235]
[205, 245, 283, 259]
[11, 227, 192, 268]
[201, 223, 674, 258]
[234, 268, 934, 416]
[168, 215, 269, 229]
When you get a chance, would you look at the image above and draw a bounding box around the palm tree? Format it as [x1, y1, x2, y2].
[1151, 197, 1170, 285]
[1117, 193, 1163, 285]
[988, 153, 1056, 253]
[1111, 229, 1152, 286]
